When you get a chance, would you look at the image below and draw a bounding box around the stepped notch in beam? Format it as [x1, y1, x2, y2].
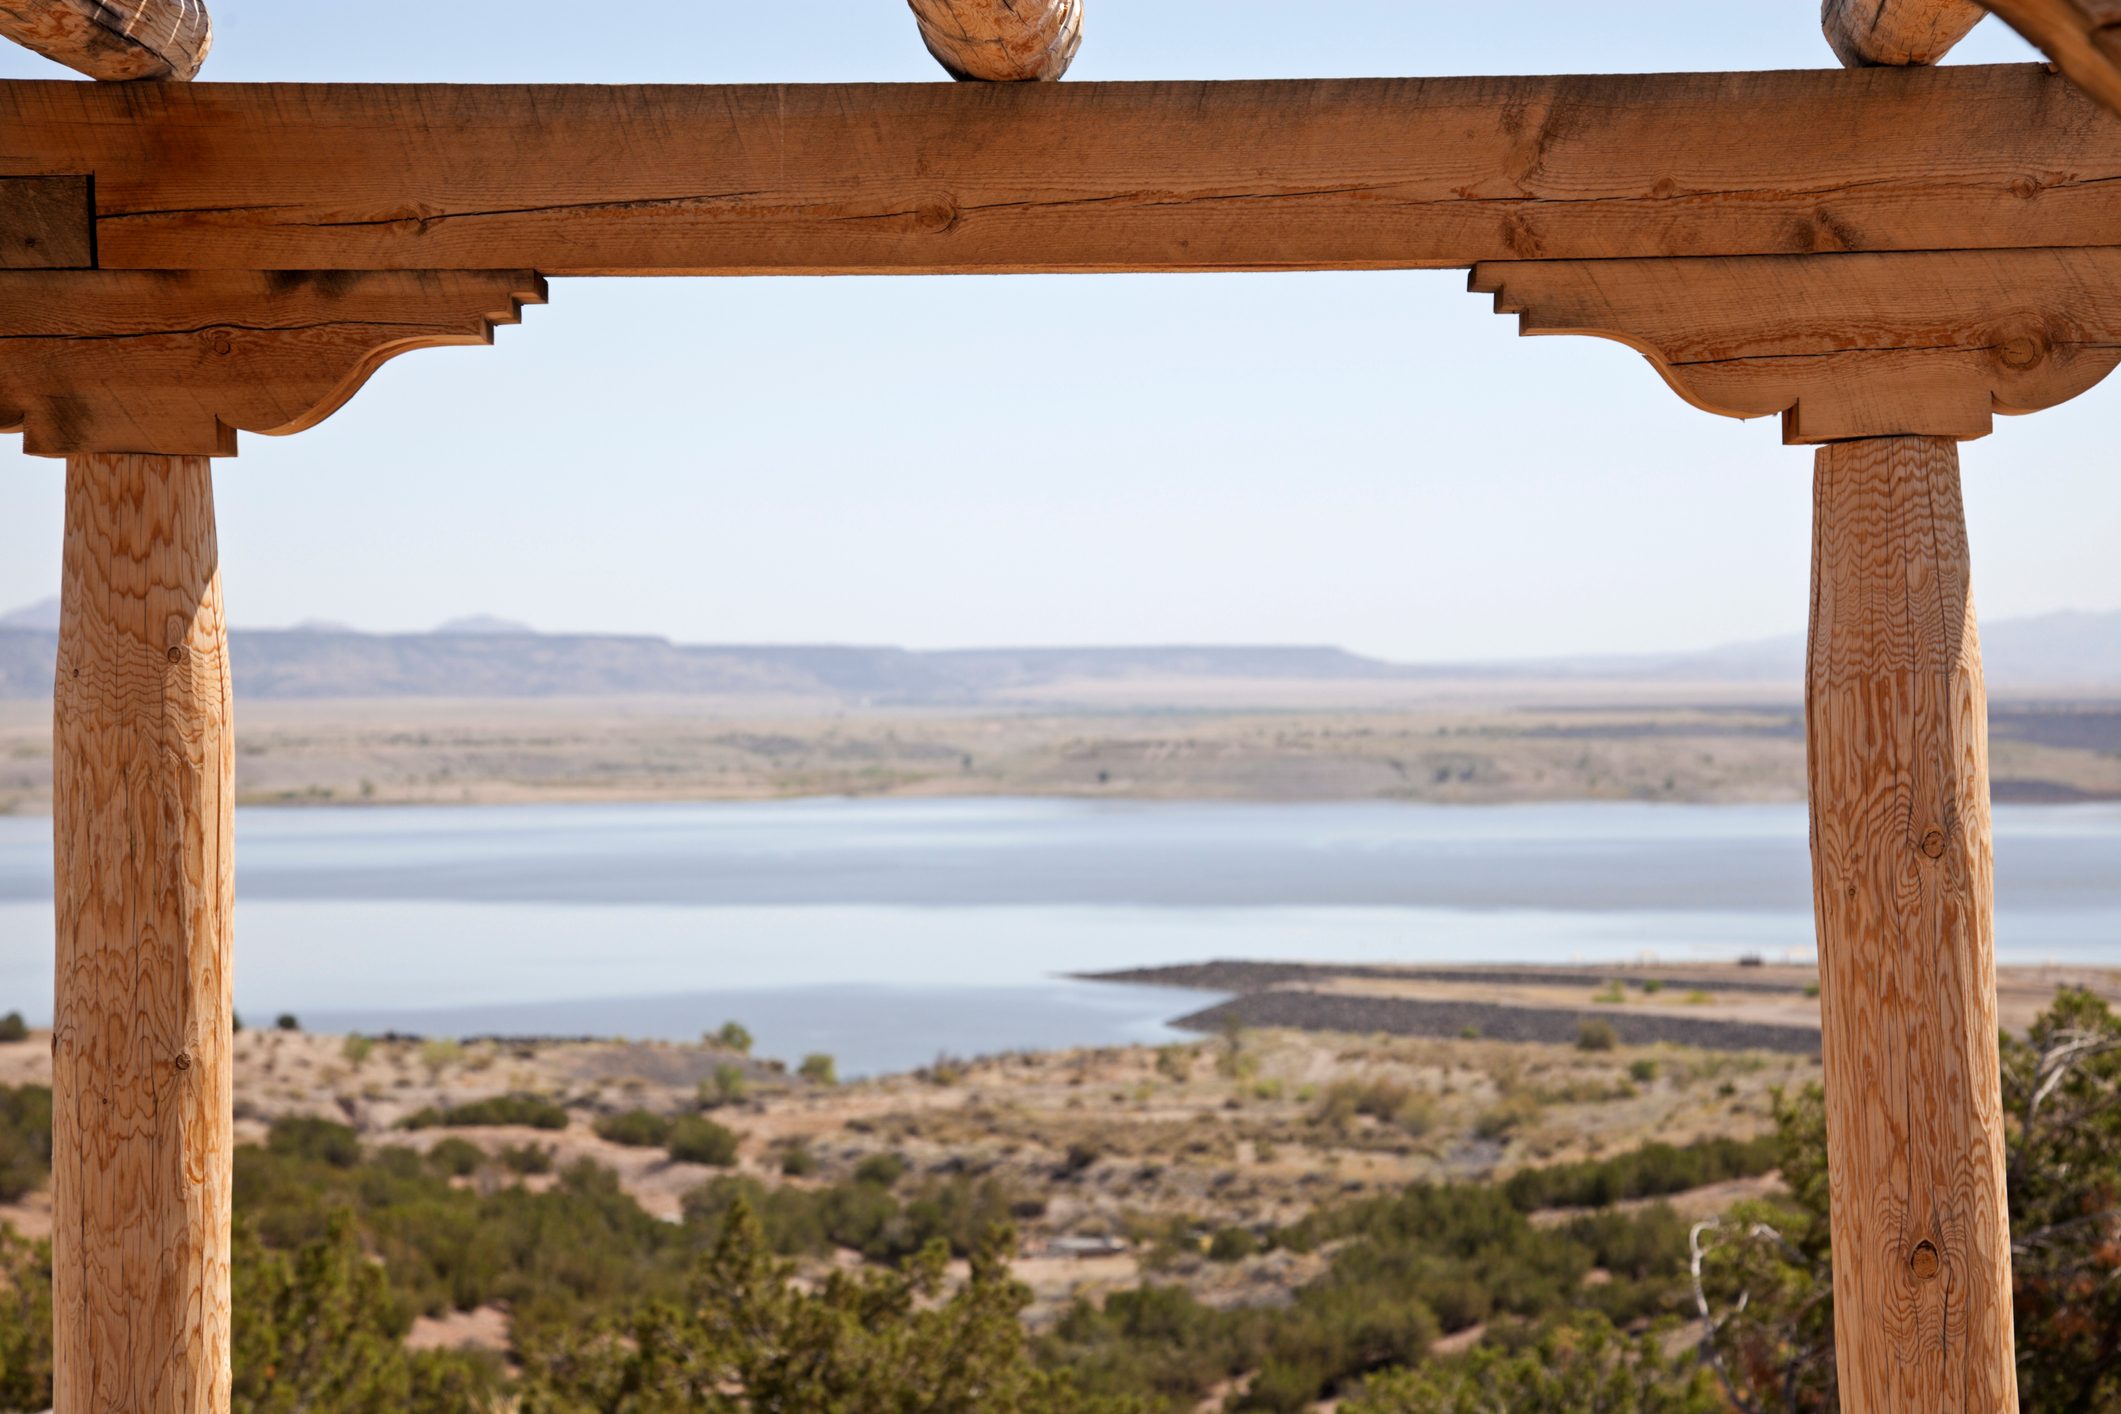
[0, 0, 210, 80]
[0, 270, 544, 455]
[908, 0, 1081, 80]
[1470, 247, 2121, 442]
[1824, 0, 1988, 64]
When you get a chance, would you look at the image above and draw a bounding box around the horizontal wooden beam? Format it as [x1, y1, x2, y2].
[1984, 0, 2121, 114]
[0, 0, 210, 82]
[908, 0, 1082, 81]
[0, 64, 2114, 274]
[1824, 0, 1988, 65]
[0, 173, 90, 267]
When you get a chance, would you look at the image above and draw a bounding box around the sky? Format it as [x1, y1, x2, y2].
[0, 3, 2109, 662]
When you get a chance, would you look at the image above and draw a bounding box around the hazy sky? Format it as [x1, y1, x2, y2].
[0, 4, 2107, 661]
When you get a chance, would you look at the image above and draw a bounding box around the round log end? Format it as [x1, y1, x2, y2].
[907, 0, 1082, 82]
[1821, 0, 1987, 67]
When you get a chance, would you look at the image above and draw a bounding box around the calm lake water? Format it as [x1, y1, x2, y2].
[1, 798, 2116, 1075]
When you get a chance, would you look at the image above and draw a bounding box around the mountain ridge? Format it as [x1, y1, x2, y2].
[0, 607, 2115, 703]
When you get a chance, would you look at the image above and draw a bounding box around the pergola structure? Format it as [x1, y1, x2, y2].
[7, 0, 2120, 1408]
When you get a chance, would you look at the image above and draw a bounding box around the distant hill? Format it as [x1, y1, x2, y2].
[0, 608, 2116, 704]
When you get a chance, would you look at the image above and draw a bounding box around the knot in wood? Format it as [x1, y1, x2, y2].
[1921, 828, 1947, 859]
[915, 199, 960, 235]
[1996, 330, 2046, 370]
[173, 1051, 192, 1071]
[1910, 1239, 1941, 1282]
[166, 645, 185, 665]
[208, 332, 235, 358]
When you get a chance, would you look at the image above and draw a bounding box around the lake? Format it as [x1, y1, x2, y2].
[2, 798, 2116, 1075]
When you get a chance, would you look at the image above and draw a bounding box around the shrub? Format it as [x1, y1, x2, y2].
[1207, 1226, 1261, 1262]
[779, 1143, 816, 1177]
[0, 1012, 27, 1043]
[0, 1085, 54, 1201]
[700, 1062, 747, 1108]
[496, 1142, 554, 1175]
[266, 1117, 362, 1169]
[854, 1151, 910, 1188]
[1628, 1058, 1659, 1083]
[1503, 1134, 1780, 1212]
[275, 1013, 302, 1032]
[666, 1116, 739, 1167]
[341, 1034, 374, 1065]
[798, 1052, 837, 1086]
[426, 1137, 484, 1178]
[399, 1093, 568, 1131]
[1577, 1019, 1619, 1052]
[710, 1021, 753, 1055]
[1313, 1078, 1436, 1134]
[594, 1109, 673, 1148]
[1591, 981, 1627, 1005]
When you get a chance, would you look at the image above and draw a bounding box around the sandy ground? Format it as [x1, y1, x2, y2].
[5, 696, 2116, 815]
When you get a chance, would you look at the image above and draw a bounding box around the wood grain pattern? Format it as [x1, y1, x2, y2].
[0, 64, 2113, 273]
[0, 269, 544, 454]
[1472, 247, 2121, 442]
[0, 174, 91, 268]
[52, 452, 231, 1413]
[907, 0, 1081, 81]
[1808, 436, 2016, 1412]
[0, 0, 209, 81]
[1984, 0, 2121, 115]
[1825, 0, 1989, 64]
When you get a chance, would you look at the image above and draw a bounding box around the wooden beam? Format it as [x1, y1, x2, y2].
[0, 269, 546, 454]
[1984, 0, 2121, 114]
[52, 451, 232, 1412]
[1808, 435, 2016, 1412]
[0, 173, 91, 267]
[907, 0, 1081, 81]
[0, 64, 2114, 274]
[1472, 246, 2121, 442]
[1824, 0, 1988, 65]
[0, 0, 209, 81]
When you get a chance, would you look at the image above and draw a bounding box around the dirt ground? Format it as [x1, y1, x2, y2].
[5, 696, 2116, 815]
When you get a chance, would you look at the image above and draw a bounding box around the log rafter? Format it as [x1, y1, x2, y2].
[0, 0, 210, 81]
[1985, 0, 2121, 114]
[1824, 0, 1989, 65]
[907, 0, 1081, 81]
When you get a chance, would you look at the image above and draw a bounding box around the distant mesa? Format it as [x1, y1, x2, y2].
[0, 601, 2116, 703]
[432, 615, 540, 636]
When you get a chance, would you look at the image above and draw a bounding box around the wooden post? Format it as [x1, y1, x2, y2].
[1808, 435, 2017, 1412]
[51, 453, 233, 1414]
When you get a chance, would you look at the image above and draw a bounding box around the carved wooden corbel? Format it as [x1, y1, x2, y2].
[1471, 247, 2121, 442]
[0, 268, 544, 455]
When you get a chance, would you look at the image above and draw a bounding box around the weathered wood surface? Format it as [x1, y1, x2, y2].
[1825, 0, 1988, 64]
[907, 0, 1081, 80]
[1985, 0, 2121, 114]
[0, 0, 209, 81]
[1808, 436, 2016, 1413]
[53, 451, 232, 1413]
[0, 173, 90, 267]
[0, 64, 2114, 273]
[0, 270, 544, 454]
[1472, 246, 2121, 442]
